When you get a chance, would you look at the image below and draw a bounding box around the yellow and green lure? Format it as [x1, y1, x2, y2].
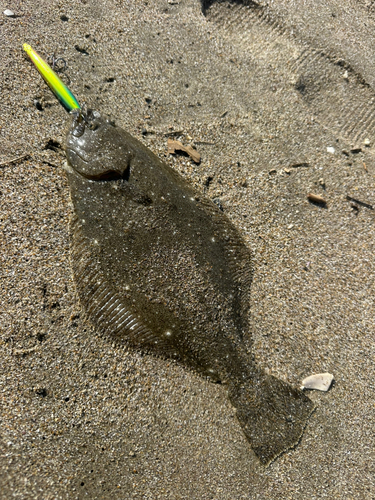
[23, 43, 80, 112]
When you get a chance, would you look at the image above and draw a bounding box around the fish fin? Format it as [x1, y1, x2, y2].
[70, 214, 175, 354]
[197, 196, 253, 331]
[197, 196, 252, 273]
[229, 370, 315, 465]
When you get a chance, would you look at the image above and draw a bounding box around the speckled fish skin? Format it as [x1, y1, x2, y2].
[64, 109, 314, 465]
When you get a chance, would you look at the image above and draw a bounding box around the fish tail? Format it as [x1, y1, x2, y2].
[228, 369, 315, 465]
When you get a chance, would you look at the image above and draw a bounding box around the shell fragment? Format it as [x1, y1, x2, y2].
[301, 373, 334, 392]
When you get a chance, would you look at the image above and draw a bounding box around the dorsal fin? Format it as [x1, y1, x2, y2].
[196, 196, 253, 321]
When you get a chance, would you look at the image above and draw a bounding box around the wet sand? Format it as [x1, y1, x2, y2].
[1, 0, 375, 498]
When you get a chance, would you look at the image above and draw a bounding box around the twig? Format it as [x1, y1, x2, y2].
[163, 130, 184, 137]
[167, 138, 201, 164]
[346, 195, 373, 210]
[0, 153, 31, 167]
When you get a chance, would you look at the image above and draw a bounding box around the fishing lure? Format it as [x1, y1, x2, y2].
[23, 43, 80, 112]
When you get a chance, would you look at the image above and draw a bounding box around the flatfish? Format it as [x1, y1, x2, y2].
[64, 108, 314, 465]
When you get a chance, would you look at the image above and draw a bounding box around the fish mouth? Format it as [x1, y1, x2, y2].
[65, 147, 126, 181]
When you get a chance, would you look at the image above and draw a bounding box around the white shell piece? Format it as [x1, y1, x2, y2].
[301, 373, 334, 392]
[4, 9, 15, 16]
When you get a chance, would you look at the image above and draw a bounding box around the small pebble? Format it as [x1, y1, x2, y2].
[363, 138, 370, 147]
[301, 373, 334, 391]
[327, 146, 335, 154]
[307, 193, 327, 205]
[3, 9, 15, 17]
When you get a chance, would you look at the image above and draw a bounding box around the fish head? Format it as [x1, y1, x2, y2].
[65, 108, 131, 181]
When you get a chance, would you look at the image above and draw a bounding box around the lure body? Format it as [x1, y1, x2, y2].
[23, 43, 80, 112]
[64, 110, 314, 465]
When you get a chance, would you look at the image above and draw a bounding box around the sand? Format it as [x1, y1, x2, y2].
[1, 0, 374, 498]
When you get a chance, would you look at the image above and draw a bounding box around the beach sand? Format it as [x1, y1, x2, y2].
[1, 0, 374, 498]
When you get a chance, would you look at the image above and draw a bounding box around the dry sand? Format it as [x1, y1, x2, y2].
[1, 0, 375, 498]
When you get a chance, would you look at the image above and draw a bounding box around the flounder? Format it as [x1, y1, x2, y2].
[64, 108, 314, 465]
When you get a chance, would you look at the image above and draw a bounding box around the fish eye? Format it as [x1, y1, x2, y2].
[69, 109, 86, 137]
[87, 121, 100, 131]
[85, 109, 101, 130]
